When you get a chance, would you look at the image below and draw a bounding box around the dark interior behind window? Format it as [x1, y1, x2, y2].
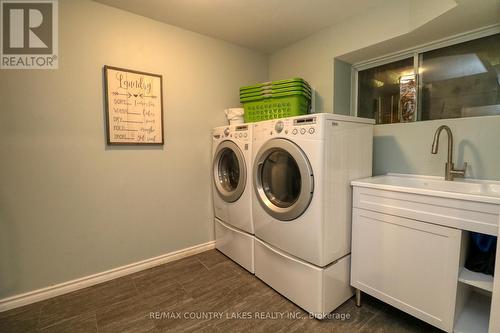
[356, 33, 500, 124]
[357, 58, 415, 124]
[420, 33, 500, 120]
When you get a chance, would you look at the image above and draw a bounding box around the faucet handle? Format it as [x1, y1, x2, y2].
[451, 162, 467, 178]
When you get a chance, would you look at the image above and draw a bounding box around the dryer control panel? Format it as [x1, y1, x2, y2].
[253, 115, 324, 141]
[213, 124, 251, 142]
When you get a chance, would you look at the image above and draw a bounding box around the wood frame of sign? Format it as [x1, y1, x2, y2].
[104, 65, 164, 145]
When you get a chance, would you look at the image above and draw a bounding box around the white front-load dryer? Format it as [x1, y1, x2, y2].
[212, 124, 254, 273]
[251, 113, 374, 315]
[252, 113, 373, 267]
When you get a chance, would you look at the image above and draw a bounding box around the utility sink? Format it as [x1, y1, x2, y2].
[351, 174, 500, 236]
[352, 173, 500, 205]
[351, 174, 500, 333]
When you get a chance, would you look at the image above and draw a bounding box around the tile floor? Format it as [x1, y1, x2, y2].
[0, 250, 443, 332]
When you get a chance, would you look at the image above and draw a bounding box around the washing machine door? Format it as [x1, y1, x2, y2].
[213, 141, 246, 203]
[254, 138, 313, 221]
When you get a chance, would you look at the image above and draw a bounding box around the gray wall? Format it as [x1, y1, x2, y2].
[0, 0, 267, 298]
[1, 0, 499, 302]
[269, 0, 500, 180]
[333, 59, 352, 116]
[373, 116, 500, 180]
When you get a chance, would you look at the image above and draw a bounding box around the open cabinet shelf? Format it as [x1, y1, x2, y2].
[459, 268, 494, 292]
[454, 289, 492, 333]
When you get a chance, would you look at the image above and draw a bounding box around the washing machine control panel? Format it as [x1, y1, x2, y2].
[213, 125, 251, 142]
[253, 115, 321, 140]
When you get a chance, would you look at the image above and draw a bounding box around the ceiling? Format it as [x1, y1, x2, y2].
[93, 0, 391, 53]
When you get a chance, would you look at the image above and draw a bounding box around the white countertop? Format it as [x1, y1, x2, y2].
[351, 173, 500, 205]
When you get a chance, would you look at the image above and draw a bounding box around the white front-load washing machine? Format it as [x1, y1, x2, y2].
[251, 113, 374, 316]
[212, 124, 254, 273]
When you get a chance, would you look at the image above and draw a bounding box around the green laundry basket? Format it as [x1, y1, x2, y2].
[239, 77, 310, 91]
[240, 87, 311, 100]
[240, 84, 311, 97]
[240, 82, 311, 94]
[241, 91, 311, 123]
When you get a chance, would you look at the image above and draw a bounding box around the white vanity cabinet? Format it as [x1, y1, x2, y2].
[351, 208, 461, 332]
[351, 174, 500, 333]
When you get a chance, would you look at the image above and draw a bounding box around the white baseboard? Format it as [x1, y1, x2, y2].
[0, 241, 216, 313]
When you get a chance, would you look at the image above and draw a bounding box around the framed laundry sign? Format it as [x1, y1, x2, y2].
[104, 65, 164, 145]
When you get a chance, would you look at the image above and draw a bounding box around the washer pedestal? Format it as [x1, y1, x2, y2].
[254, 238, 353, 318]
[215, 219, 254, 273]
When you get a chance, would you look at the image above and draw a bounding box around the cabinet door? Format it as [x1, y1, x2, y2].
[351, 208, 461, 332]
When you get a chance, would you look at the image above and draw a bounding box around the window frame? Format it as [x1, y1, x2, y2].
[350, 25, 500, 121]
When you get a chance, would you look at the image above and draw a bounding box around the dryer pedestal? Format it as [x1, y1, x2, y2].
[215, 219, 254, 273]
[254, 238, 353, 317]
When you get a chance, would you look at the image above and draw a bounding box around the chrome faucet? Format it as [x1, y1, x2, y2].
[431, 125, 467, 181]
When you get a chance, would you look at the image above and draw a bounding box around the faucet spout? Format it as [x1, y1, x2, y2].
[431, 125, 466, 181]
[431, 125, 453, 161]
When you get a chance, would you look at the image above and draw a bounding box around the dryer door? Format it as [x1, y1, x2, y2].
[213, 141, 247, 203]
[254, 138, 313, 221]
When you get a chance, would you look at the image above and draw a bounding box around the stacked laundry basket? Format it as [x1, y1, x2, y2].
[240, 78, 312, 123]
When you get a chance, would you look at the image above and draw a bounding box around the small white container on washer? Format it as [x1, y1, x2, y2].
[225, 108, 244, 125]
